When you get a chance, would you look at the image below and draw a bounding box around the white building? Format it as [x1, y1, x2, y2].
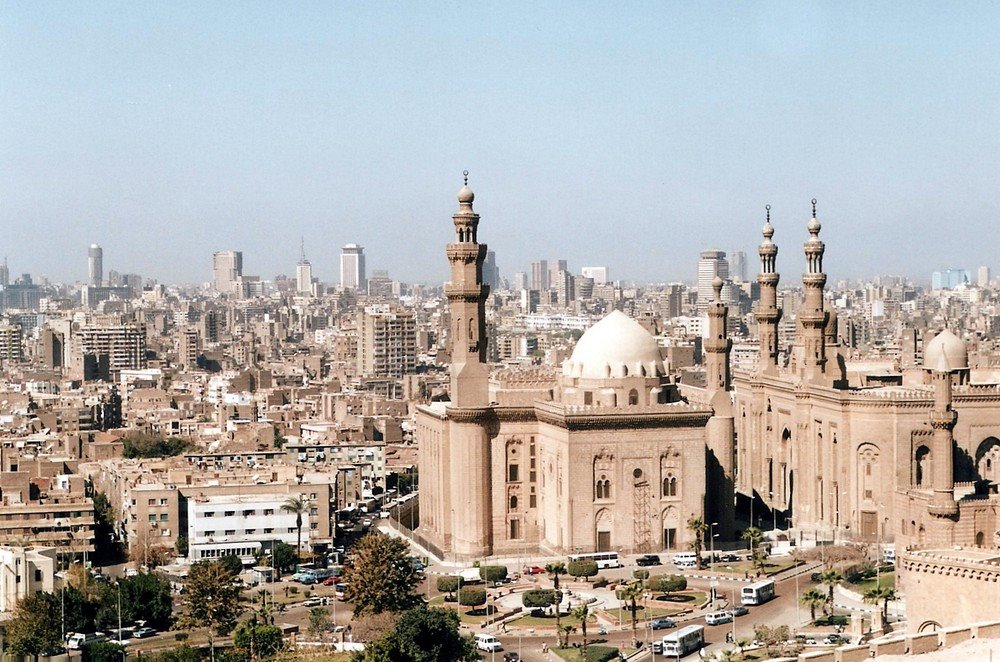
[580, 266, 609, 285]
[186, 494, 301, 563]
[0, 546, 57, 613]
[340, 244, 366, 291]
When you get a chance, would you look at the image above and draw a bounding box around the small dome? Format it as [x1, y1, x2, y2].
[458, 184, 474, 204]
[924, 330, 968, 372]
[563, 310, 664, 379]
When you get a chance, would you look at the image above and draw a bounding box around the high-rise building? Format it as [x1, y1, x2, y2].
[357, 305, 416, 377]
[931, 268, 970, 290]
[530, 260, 549, 291]
[296, 240, 313, 295]
[581, 266, 609, 285]
[730, 250, 748, 282]
[88, 244, 103, 287]
[2, 258, 11, 289]
[483, 251, 500, 290]
[512, 272, 528, 291]
[0, 324, 23, 363]
[697, 249, 729, 311]
[212, 251, 243, 294]
[77, 322, 147, 379]
[549, 259, 567, 286]
[340, 244, 366, 291]
[977, 266, 991, 288]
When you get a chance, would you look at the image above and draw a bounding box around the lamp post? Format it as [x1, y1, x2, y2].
[726, 567, 736, 643]
[709, 522, 719, 603]
[768, 491, 776, 532]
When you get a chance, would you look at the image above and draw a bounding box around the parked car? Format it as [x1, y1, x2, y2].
[132, 627, 157, 639]
[522, 565, 545, 575]
[719, 553, 741, 563]
[729, 605, 749, 617]
[651, 618, 676, 630]
[304, 597, 324, 607]
[322, 576, 340, 586]
[503, 653, 520, 662]
[636, 554, 662, 567]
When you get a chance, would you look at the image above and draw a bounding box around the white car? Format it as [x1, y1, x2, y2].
[474, 634, 503, 652]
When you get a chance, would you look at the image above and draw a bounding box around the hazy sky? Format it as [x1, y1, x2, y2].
[2, 2, 998, 287]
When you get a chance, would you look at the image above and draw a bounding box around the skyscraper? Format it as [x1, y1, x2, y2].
[340, 244, 366, 291]
[730, 250, 747, 282]
[483, 250, 500, 290]
[977, 266, 991, 288]
[581, 266, 609, 285]
[697, 249, 729, 311]
[0, 258, 8, 289]
[88, 244, 103, 287]
[212, 251, 243, 294]
[530, 260, 549, 291]
[296, 239, 313, 295]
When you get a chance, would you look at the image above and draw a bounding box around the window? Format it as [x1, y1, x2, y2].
[584, 391, 593, 405]
[205, 511, 215, 517]
[159, 499, 168, 506]
[205, 531, 215, 537]
[529, 494, 537, 508]
[264, 528, 273, 534]
[242, 510, 253, 517]
[264, 509, 274, 515]
[159, 513, 168, 521]
[310, 493, 317, 500]
[225, 530, 235, 536]
[509, 495, 518, 511]
[595, 477, 612, 500]
[311, 522, 318, 530]
[288, 528, 296, 533]
[148, 514, 156, 522]
[34, 568, 42, 582]
[148, 499, 156, 506]
[508, 465, 519, 482]
[530, 471, 537, 483]
[628, 389, 639, 405]
[662, 475, 677, 497]
[224, 511, 235, 517]
[510, 519, 521, 539]
[245, 529, 256, 535]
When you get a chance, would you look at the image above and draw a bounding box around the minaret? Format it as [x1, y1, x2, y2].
[799, 199, 827, 383]
[444, 172, 493, 560]
[445, 171, 490, 407]
[756, 205, 781, 374]
[927, 367, 958, 518]
[705, 276, 735, 539]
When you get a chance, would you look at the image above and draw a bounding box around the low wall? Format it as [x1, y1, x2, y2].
[870, 637, 906, 656]
[834, 644, 869, 662]
[940, 625, 972, 647]
[907, 631, 940, 655]
[797, 650, 835, 662]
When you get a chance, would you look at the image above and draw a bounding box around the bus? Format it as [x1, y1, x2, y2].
[741, 578, 776, 605]
[662, 624, 705, 657]
[568, 551, 620, 569]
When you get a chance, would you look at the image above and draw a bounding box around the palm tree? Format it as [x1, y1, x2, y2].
[818, 569, 843, 608]
[735, 637, 751, 658]
[281, 496, 309, 558]
[558, 624, 576, 649]
[863, 586, 897, 624]
[801, 588, 826, 622]
[741, 525, 763, 552]
[546, 562, 567, 646]
[617, 580, 645, 644]
[572, 603, 590, 660]
[686, 516, 708, 568]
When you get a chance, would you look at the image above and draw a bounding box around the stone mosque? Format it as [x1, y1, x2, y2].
[416, 177, 1000, 562]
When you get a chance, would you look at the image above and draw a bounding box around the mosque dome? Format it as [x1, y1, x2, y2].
[562, 310, 664, 379]
[924, 329, 968, 372]
[457, 171, 474, 204]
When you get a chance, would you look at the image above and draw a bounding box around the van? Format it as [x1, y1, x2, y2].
[474, 634, 503, 652]
[672, 552, 698, 567]
[705, 611, 733, 626]
[67, 632, 107, 650]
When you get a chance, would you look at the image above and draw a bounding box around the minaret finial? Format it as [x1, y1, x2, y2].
[766, 204, 771, 223]
[463, 170, 469, 186]
[811, 198, 817, 217]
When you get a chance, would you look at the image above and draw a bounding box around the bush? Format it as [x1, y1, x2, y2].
[522, 589, 556, 609]
[83, 642, 126, 662]
[592, 575, 609, 588]
[647, 574, 687, 594]
[458, 587, 488, 610]
[437, 576, 460, 595]
[218, 553, 244, 577]
[288, 586, 298, 595]
[584, 645, 620, 662]
[480, 565, 508, 585]
[567, 559, 599, 579]
[633, 569, 650, 581]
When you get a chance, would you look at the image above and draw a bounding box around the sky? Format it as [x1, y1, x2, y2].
[2, 2, 999, 287]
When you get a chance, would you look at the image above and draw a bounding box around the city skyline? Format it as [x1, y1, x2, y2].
[3, 3, 1000, 285]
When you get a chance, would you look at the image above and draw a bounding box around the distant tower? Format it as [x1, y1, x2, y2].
[340, 244, 366, 291]
[730, 250, 748, 282]
[756, 206, 782, 374]
[296, 238, 313, 295]
[445, 172, 493, 559]
[705, 276, 735, 538]
[697, 250, 729, 312]
[798, 200, 827, 383]
[0, 257, 8, 288]
[212, 250, 243, 294]
[88, 244, 103, 287]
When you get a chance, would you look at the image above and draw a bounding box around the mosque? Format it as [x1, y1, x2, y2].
[416, 178, 1000, 562]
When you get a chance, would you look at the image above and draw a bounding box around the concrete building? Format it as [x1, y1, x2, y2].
[296, 241, 314, 295]
[357, 305, 416, 378]
[88, 243, 103, 287]
[696, 249, 729, 312]
[212, 250, 243, 294]
[340, 244, 366, 291]
[581, 266, 609, 286]
[931, 268, 971, 290]
[0, 546, 57, 613]
[0, 323, 23, 363]
[77, 322, 147, 378]
[530, 260, 549, 292]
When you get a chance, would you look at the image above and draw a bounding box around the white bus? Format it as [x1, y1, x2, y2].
[741, 578, 776, 605]
[568, 551, 621, 569]
[662, 624, 705, 657]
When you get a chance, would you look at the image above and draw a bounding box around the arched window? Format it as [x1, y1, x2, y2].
[468, 318, 475, 340]
[662, 474, 677, 497]
[595, 478, 611, 500]
[509, 495, 518, 511]
[628, 389, 639, 405]
[976, 531, 986, 547]
[915, 446, 931, 486]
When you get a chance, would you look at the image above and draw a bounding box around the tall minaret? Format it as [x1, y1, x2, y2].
[444, 172, 493, 560]
[799, 199, 827, 383]
[756, 205, 781, 374]
[705, 276, 735, 539]
[446, 171, 490, 407]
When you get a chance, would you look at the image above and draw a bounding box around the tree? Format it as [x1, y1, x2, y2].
[687, 516, 708, 568]
[178, 560, 245, 660]
[801, 588, 826, 622]
[233, 617, 284, 660]
[175, 535, 189, 557]
[546, 562, 568, 646]
[818, 569, 843, 606]
[864, 586, 896, 624]
[572, 603, 590, 659]
[6, 593, 62, 658]
[557, 624, 576, 648]
[92, 491, 125, 563]
[355, 607, 476, 662]
[271, 542, 297, 578]
[648, 574, 687, 599]
[458, 587, 488, 615]
[479, 565, 508, 586]
[281, 496, 309, 557]
[54, 587, 99, 636]
[67, 563, 103, 602]
[616, 581, 644, 644]
[122, 434, 193, 458]
[343, 532, 421, 617]
[83, 641, 127, 662]
[753, 623, 790, 656]
[437, 576, 460, 600]
[567, 559, 599, 580]
[632, 569, 650, 581]
[741, 525, 764, 551]
[117, 572, 174, 631]
[219, 553, 245, 577]
[522, 589, 556, 610]
[307, 606, 331, 641]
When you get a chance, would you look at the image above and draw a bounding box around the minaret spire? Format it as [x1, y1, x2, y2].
[756, 204, 782, 374]
[799, 198, 828, 382]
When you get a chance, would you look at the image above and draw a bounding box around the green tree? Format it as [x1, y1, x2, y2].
[648, 574, 687, 599]
[280, 496, 309, 557]
[113, 571, 173, 631]
[355, 606, 476, 662]
[632, 569, 650, 581]
[687, 516, 708, 568]
[122, 434, 193, 458]
[436, 576, 460, 600]
[522, 589, 556, 610]
[557, 624, 576, 649]
[458, 587, 488, 615]
[92, 491, 125, 563]
[753, 624, 790, 656]
[270, 542, 296, 578]
[616, 581, 644, 644]
[863, 586, 896, 624]
[343, 532, 421, 617]
[82, 641, 127, 662]
[178, 560, 245, 659]
[307, 606, 331, 641]
[572, 603, 590, 659]
[146, 646, 202, 662]
[233, 617, 284, 660]
[567, 559, 599, 580]
[175, 535, 189, 557]
[741, 525, 764, 551]
[802, 588, 826, 622]
[546, 562, 568, 647]
[818, 569, 843, 607]
[479, 565, 508, 586]
[219, 553, 245, 577]
[6, 593, 62, 658]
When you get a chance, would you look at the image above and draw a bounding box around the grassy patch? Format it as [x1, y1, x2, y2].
[427, 595, 499, 625]
[551, 645, 622, 662]
[710, 559, 802, 576]
[852, 571, 895, 595]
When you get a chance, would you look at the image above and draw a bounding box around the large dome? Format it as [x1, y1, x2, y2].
[924, 329, 968, 372]
[562, 310, 664, 379]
